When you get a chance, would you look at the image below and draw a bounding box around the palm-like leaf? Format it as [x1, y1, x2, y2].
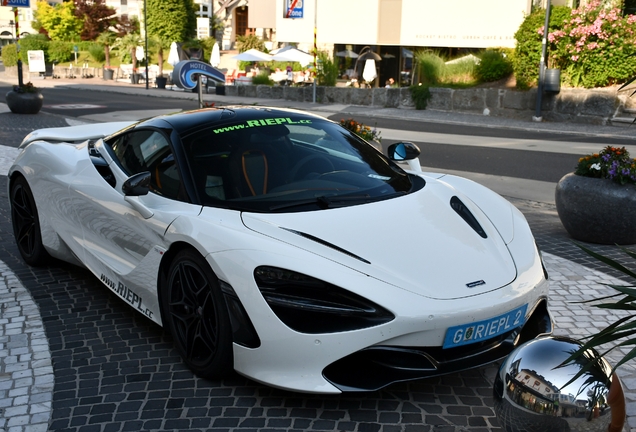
[559, 244, 636, 388]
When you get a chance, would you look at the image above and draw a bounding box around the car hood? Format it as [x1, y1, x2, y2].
[241, 179, 517, 300]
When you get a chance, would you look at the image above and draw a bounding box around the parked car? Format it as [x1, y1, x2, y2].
[8, 106, 552, 393]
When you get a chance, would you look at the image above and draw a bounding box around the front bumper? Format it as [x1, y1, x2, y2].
[323, 299, 553, 392]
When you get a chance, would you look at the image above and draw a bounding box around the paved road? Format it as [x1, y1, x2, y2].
[1, 75, 636, 432]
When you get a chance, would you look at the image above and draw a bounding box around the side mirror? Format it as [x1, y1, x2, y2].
[387, 142, 422, 172]
[387, 142, 421, 161]
[122, 171, 151, 196]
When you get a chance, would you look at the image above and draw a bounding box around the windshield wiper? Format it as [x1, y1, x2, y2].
[270, 194, 373, 211]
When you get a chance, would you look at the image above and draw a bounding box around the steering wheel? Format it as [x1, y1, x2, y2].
[289, 155, 335, 181]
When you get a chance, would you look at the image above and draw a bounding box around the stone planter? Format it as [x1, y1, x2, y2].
[5, 90, 44, 114]
[103, 68, 114, 80]
[555, 173, 636, 244]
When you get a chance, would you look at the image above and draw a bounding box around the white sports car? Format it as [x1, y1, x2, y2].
[8, 107, 552, 394]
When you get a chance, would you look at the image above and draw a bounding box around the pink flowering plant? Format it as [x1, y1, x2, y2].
[542, 0, 636, 88]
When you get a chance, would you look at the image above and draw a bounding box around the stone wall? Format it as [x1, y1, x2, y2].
[225, 84, 626, 125]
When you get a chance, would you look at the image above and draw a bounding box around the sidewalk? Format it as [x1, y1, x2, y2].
[4, 72, 636, 139]
[2, 72, 636, 432]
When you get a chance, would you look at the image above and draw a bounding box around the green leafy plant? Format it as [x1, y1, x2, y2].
[316, 51, 338, 86]
[339, 118, 381, 142]
[575, 146, 636, 185]
[513, 5, 571, 89]
[474, 50, 513, 82]
[416, 51, 445, 85]
[1, 43, 18, 67]
[87, 43, 106, 63]
[236, 34, 266, 53]
[18, 34, 49, 63]
[415, 51, 477, 87]
[409, 84, 431, 110]
[252, 72, 274, 86]
[47, 41, 73, 64]
[559, 244, 636, 388]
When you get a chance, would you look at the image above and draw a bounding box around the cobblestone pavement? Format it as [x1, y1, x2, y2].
[1, 109, 636, 432]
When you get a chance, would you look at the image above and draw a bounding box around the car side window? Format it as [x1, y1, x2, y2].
[110, 130, 182, 200]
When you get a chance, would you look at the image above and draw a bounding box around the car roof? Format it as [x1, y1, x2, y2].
[135, 106, 328, 137]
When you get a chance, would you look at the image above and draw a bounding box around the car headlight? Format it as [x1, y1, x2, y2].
[254, 266, 395, 334]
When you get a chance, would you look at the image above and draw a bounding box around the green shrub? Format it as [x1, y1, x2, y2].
[48, 41, 73, 64]
[18, 34, 48, 63]
[316, 51, 338, 86]
[475, 50, 513, 82]
[88, 43, 106, 63]
[236, 34, 265, 52]
[1, 43, 18, 67]
[252, 72, 274, 85]
[416, 52, 445, 85]
[513, 6, 571, 89]
[409, 85, 431, 110]
[443, 58, 476, 83]
[415, 51, 477, 87]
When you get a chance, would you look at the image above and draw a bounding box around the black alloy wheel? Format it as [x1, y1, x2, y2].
[10, 176, 50, 266]
[162, 249, 233, 379]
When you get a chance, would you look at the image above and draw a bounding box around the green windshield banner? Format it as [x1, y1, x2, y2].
[213, 117, 312, 134]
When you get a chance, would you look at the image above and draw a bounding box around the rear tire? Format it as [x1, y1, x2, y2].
[161, 249, 233, 379]
[10, 176, 51, 266]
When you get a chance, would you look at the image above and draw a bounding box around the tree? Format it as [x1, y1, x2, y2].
[73, 0, 119, 41]
[145, 0, 196, 43]
[149, 35, 171, 76]
[96, 30, 117, 68]
[33, 0, 83, 42]
[114, 33, 143, 70]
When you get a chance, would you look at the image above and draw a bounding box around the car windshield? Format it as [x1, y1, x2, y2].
[182, 116, 422, 212]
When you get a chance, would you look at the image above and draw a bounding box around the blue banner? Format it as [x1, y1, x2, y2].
[172, 60, 225, 90]
[3, 0, 30, 7]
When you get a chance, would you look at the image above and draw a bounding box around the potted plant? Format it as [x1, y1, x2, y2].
[5, 82, 44, 114]
[97, 31, 117, 80]
[113, 33, 143, 84]
[150, 36, 170, 89]
[339, 118, 382, 152]
[555, 146, 636, 244]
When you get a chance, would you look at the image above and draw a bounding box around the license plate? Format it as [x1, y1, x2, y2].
[443, 304, 528, 349]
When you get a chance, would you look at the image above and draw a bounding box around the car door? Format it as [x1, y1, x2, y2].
[70, 128, 202, 321]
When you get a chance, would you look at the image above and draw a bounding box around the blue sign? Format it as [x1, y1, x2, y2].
[3, 0, 30, 7]
[284, 0, 303, 19]
[172, 60, 225, 90]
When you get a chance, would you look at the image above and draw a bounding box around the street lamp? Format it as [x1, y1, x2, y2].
[353, 46, 381, 87]
[144, 0, 149, 90]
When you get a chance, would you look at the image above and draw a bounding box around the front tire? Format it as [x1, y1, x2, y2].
[161, 249, 233, 379]
[10, 176, 51, 266]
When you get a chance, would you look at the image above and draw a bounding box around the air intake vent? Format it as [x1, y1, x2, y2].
[450, 196, 487, 238]
[282, 228, 371, 264]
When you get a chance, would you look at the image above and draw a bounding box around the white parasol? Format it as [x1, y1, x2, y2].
[232, 49, 272, 62]
[271, 48, 314, 66]
[135, 46, 144, 61]
[211, 43, 220, 67]
[167, 42, 180, 67]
